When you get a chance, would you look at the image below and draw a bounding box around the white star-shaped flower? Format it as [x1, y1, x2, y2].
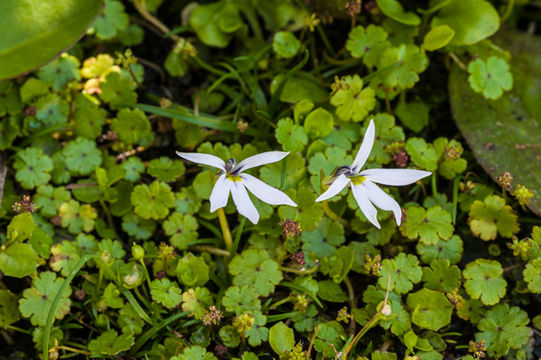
[315, 119, 431, 228]
[176, 151, 297, 224]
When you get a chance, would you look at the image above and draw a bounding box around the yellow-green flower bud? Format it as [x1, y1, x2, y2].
[132, 243, 145, 260]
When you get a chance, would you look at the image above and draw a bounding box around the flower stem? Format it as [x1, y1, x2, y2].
[385, 92, 392, 114]
[132, 0, 179, 41]
[191, 56, 228, 77]
[139, 258, 153, 291]
[452, 176, 461, 225]
[217, 208, 233, 253]
[191, 245, 230, 257]
[321, 201, 349, 229]
[0, 329, 13, 346]
[432, 172, 438, 196]
[57, 346, 91, 356]
[449, 52, 467, 70]
[341, 273, 391, 358]
[343, 276, 357, 335]
[232, 217, 246, 255]
[280, 264, 319, 275]
[269, 296, 293, 310]
[100, 199, 115, 231]
[306, 325, 320, 359]
[502, 0, 515, 22]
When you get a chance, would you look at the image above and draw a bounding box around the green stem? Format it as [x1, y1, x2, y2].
[129, 312, 189, 355]
[432, 172, 438, 196]
[191, 245, 230, 257]
[120, 289, 153, 324]
[217, 207, 233, 253]
[452, 176, 461, 225]
[323, 52, 360, 66]
[449, 52, 467, 71]
[502, 0, 515, 22]
[343, 276, 357, 335]
[6, 325, 30, 334]
[56, 345, 91, 356]
[19, 123, 72, 147]
[191, 56, 228, 77]
[340, 273, 391, 359]
[198, 218, 223, 239]
[241, 7, 263, 40]
[269, 296, 293, 310]
[0, 329, 13, 346]
[321, 60, 362, 79]
[343, 277, 355, 306]
[95, 267, 103, 300]
[100, 199, 115, 230]
[232, 217, 246, 255]
[266, 311, 300, 323]
[280, 158, 288, 188]
[132, 0, 179, 41]
[316, 24, 335, 55]
[139, 258, 153, 291]
[280, 281, 323, 307]
[134, 286, 152, 312]
[518, 217, 541, 224]
[43, 255, 92, 360]
[321, 201, 349, 228]
[280, 264, 319, 275]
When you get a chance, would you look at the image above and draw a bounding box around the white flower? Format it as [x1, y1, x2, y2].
[176, 151, 297, 224]
[315, 119, 431, 229]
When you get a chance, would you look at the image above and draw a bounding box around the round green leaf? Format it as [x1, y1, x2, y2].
[269, 322, 295, 356]
[0, 242, 38, 278]
[270, 72, 328, 104]
[376, 0, 421, 26]
[304, 108, 334, 139]
[0, 290, 19, 327]
[422, 25, 455, 51]
[431, 0, 500, 46]
[189, 1, 242, 48]
[273, 31, 301, 59]
[0, 0, 104, 80]
[407, 288, 453, 330]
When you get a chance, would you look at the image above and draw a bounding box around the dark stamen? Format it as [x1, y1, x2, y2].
[334, 165, 353, 177]
[225, 158, 237, 174]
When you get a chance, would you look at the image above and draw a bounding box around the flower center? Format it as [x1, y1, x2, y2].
[223, 158, 243, 178]
[349, 175, 366, 186]
[225, 158, 237, 173]
[226, 174, 242, 182]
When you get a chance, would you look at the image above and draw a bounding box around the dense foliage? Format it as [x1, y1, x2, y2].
[0, 0, 540, 359]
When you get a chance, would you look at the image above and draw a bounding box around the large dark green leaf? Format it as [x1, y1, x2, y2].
[449, 28, 541, 216]
[0, 0, 104, 80]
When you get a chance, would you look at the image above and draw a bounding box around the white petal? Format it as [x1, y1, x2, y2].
[231, 181, 260, 224]
[241, 174, 297, 206]
[236, 151, 290, 172]
[176, 151, 225, 170]
[209, 174, 232, 212]
[360, 168, 432, 186]
[351, 119, 375, 173]
[363, 180, 402, 226]
[351, 184, 381, 229]
[315, 174, 351, 202]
